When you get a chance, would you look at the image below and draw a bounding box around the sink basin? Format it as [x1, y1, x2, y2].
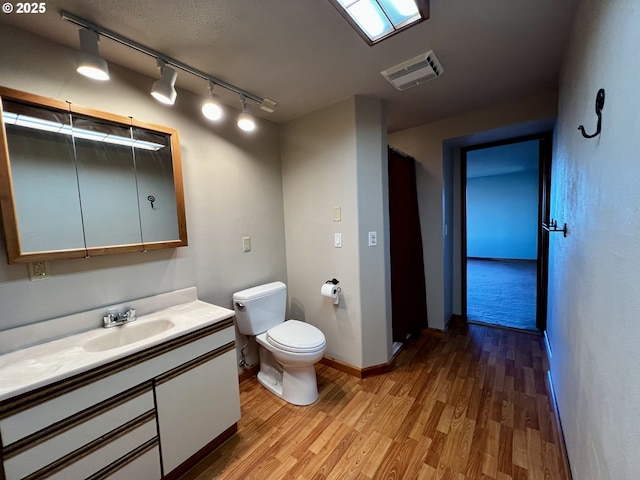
[83, 319, 175, 352]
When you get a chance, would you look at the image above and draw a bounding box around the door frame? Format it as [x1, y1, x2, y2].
[461, 132, 553, 332]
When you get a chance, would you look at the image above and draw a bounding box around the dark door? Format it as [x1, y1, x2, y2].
[388, 147, 428, 342]
[536, 135, 553, 331]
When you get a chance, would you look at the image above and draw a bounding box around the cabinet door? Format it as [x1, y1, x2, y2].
[155, 348, 240, 475]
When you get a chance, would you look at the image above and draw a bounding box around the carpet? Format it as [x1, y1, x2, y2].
[466, 258, 537, 331]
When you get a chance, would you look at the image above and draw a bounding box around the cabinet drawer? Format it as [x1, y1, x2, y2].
[3, 386, 155, 480]
[98, 443, 161, 480]
[0, 321, 234, 445]
[41, 417, 157, 480]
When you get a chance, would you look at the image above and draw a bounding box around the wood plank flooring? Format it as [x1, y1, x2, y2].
[180, 320, 569, 479]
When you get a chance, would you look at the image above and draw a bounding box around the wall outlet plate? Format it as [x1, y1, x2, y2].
[28, 261, 49, 280]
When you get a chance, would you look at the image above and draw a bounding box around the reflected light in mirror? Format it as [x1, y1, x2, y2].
[3, 112, 164, 151]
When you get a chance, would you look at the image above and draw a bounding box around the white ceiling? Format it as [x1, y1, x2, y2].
[0, 0, 580, 132]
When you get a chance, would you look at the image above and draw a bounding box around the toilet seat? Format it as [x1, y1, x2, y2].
[266, 320, 326, 353]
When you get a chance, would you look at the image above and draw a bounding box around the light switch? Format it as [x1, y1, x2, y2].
[333, 206, 341, 222]
[368, 231, 377, 246]
[242, 236, 251, 252]
[334, 233, 342, 248]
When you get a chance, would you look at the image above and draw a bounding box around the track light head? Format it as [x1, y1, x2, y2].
[76, 28, 110, 81]
[202, 81, 224, 121]
[237, 97, 256, 132]
[151, 60, 178, 105]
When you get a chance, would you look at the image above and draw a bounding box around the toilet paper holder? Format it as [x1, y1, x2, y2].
[325, 278, 342, 293]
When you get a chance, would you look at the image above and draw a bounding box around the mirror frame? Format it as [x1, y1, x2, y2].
[0, 86, 188, 264]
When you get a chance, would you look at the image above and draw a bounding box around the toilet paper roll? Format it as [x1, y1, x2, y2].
[321, 283, 340, 305]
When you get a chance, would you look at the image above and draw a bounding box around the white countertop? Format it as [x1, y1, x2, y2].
[0, 300, 235, 401]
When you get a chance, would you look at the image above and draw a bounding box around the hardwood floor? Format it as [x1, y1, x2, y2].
[180, 320, 569, 479]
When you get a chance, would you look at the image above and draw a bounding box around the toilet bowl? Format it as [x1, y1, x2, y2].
[233, 282, 326, 405]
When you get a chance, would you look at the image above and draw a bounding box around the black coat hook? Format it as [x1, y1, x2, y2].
[147, 195, 156, 209]
[578, 88, 605, 139]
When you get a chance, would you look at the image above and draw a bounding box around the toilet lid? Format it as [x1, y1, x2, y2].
[267, 320, 326, 353]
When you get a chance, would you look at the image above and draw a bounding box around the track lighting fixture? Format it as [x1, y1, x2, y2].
[202, 81, 224, 121]
[63, 11, 275, 131]
[151, 59, 178, 105]
[76, 28, 110, 81]
[237, 96, 256, 132]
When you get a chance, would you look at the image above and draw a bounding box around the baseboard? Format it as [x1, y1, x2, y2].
[467, 319, 540, 336]
[162, 423, 238, 480]
[320, 356, 364, 378]
[544, 330, 553, 360]
[321, 343, 403, 379]
[238, 364, 259, 384]
[545, 370, 573, 480]
[467, 256, 537, 263]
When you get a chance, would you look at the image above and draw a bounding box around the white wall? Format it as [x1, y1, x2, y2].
[389, 93, 558, 330]
[0, 25, 287, 345]
[466, 171, 539, 260]
[547, 1, 640, 478]
[280, 96, 390, 369]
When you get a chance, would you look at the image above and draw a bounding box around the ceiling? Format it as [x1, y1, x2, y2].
[0, 0, 580, 132]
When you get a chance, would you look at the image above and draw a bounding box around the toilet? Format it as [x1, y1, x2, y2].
[233, 281, 326, 406]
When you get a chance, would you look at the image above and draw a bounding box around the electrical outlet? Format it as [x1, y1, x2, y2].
[29, 261, 49, 280]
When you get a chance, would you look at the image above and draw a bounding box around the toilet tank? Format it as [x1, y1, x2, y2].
[233, 281, 287, 335]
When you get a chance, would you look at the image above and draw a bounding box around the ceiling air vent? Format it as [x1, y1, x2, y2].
[381, 50, 443, 91]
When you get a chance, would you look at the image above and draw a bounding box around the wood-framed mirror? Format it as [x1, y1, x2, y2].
[0, 87, 187, 264]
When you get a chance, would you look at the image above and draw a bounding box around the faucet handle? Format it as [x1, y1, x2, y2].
[125, 308, 136, 319]
[103, 313, 116, 326]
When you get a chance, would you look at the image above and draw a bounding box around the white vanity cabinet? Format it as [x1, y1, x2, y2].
[0, 317, 240, 480]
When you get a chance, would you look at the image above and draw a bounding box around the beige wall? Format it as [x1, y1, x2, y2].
[547, 1, 640, 478]
[280, 96, 390, 369]
[0, 25, 287, 340]
[389, 91, 558, 330]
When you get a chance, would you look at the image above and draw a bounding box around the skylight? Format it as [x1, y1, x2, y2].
[329, 0, 429, 45]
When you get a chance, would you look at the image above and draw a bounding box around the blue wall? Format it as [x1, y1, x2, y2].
[467, 170, 539, 259]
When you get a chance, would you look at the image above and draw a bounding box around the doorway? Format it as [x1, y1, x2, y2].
[462, 134, 552, 332]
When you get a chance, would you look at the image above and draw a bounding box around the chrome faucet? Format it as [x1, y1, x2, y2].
[103, 308, 137, 328]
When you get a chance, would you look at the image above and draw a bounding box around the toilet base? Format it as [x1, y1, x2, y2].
[257, 370, 283, 398]
[258, 347, 320, 406]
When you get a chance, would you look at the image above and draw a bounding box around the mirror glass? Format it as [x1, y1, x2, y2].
[131, 126, 180, 244]
[0, 88, 187, 264]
